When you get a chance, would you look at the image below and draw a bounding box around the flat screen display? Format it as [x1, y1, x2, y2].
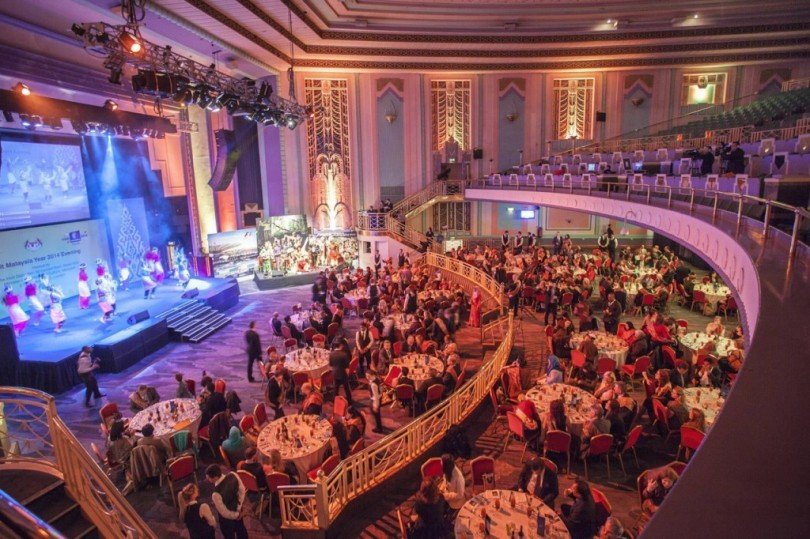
[587, 163, 597, 172]
[519, 209, 536, 219]
[0, 138, 90, 230]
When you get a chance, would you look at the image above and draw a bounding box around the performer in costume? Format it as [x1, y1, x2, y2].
[23, 275, 45, 326]
[141, 258, 157, 299]
[95, 278, 114, 323]
[3, 285, 30, 337]
[77, 263, 91, 309]
[149, 247, 165, 285]
[47, 284, 66, 333]
[468, 287, 483, 328]
[117, 258, 131, 290]
[96, 258, 107, 278]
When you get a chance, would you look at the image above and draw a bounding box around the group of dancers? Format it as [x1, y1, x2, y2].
[3, 155, 83, 205]
[257, 233, 358, 276]
[1, 245, 191, 337]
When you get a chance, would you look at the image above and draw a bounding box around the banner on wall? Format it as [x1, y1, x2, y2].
[0, 220, 111, 298]
[106, 198, 151, 279]
[207, 229, 258, 278]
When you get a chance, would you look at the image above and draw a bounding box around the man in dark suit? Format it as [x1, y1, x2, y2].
[507, 276, 522, 317]
[265, 369, 286, 419]
[415, 369, 444, 415]
[329, 343, 352, 404]
[603, 293, 621, 334]
[558, 480, 597, 539]
[699, 146, 715, 175]
[515, 458, 559, 508]
[725, 141, 746, 174]
[283, 316, 304, 342]
[270, 312, 283, 338]
[244, 321, 261, 383]
[403, 288, 417, 314]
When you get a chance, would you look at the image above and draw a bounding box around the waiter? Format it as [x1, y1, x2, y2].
[244, 321, 261, 383]
[501, 230, 510, 251]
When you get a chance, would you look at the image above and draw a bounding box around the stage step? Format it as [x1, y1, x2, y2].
[166, 299, 232, 343]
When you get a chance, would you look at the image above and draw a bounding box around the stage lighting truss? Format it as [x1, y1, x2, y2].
[71, 21, 308, 130]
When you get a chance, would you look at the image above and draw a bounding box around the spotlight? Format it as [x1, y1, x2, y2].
[71, 119, 88, 135]
[46, 117, 63, 130]
[285, 115, 299, 130]
[104, 99, 119, 111]
[131, 127, 145, 140]
[19, 114, 32, 127]
[107, 65, 123, 85]
[119, 31, 142, 54]
[2, 111, 13, 122]
[258, 82, 273, 103]
[12, 82, 31, 96]
[173, 86, 194, 106]
[693, 13, 699, 19]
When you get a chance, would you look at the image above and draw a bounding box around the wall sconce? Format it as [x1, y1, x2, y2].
[697, 75, 709, 89]
[384, 99, 398, 123]
[506, 109, 518, 122]
[631, 96, 645, 107]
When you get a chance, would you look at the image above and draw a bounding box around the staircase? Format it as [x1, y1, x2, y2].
[0, 469, 99, 539]
[156, 299, 232, 343]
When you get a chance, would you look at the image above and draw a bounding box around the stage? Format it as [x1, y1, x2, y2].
[252, 262, 349, 291]
[0, 277, 239, 394]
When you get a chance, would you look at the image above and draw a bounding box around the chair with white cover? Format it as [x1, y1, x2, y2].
[633, 150, 644, 161]
[679, 174, 692, 195]
[631, 173, 644, 191]
[509, 173, 519, 187]
[526, 173, 537, 187]
[592, 152, 602, 162]
[522, 164, 533, 175]
[541, 163, 551, 174]
[612, 151, 623, 165]
[656, 148, 668, 161]
[735, 174, 749, 194]
[562, 173, 572, 188]
[655, 173, 668, 193]
[573, 154, 582, 165]
[706, 174, 719, 191]
[544, 173, 554, 187]
[492, 173, 502, 186]
[581, 173, 593, 188]
[678, 158, 692, 175]
[599, 161, 608, 172]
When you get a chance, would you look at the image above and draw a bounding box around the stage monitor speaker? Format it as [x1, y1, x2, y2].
[473, 148, 483, 160]
[127, 310, 150, 325]
[208, 129, 241, 191]
[596, 111, 607, 122]
[181, 287, 199, 299]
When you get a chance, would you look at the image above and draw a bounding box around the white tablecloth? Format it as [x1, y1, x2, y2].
[694, 284, 731, 316]
[289, 312, 311, 330]
[393, 353, 445, 383]
[256, 414, 332, 481]
[525, 383, 599, 437]
[682, 388, 724, 430]
[284, 347, 331, 378]
[129, 398, 201, 440]
[454, 489, 570, 539]
[569, 331, 630, 368]
[680, 332, 734, 358]
[384, 313, 413, 332]
[344, 289, 368, 306]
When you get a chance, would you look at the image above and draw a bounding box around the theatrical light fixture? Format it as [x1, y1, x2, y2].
[12, 82, 31, 96]
[118, 31, 142, 54]
[46, 117, 63, 130]
[2, 111, 13, 122]
[104, 99, 119, 111]
[71, 119, 88, 135]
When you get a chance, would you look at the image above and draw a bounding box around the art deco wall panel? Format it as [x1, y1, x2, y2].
[553, 78, 595, 140]
[305, 78, 353, 230]
[431, 80, 471, 152]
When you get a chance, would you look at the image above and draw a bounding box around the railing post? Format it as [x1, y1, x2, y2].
[626, 185, 631, 201]
[712, 194, 719, 222]
[607, 183, 611, 199]
[736, 195, 744, 233]
[314, 479, 330, 530]
[667, 188, 673, 208]
[789, 209, 802, 260]
[763, 200, 772, 239]
[689, 189, 695, 212]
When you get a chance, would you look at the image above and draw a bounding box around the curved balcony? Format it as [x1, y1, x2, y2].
[463, 177, 809, 537]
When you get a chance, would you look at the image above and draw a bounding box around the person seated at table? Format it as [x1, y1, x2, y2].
[598, 516, 626, 539]
[301, 383, 324, 415]
[415, 368, 444, 415]
[266, 367, 287, 419]
[649, 313, 676, 371]
[540, 355, 565, 385]
[643, 369, 673, 418]
[270, 312, 284, 337]
[239, 447, 269, 491]
[221, 426, 247, 466]
[328, 420, 351, 459]
[572, 335, 598, 383]
[604, 399, 627, 445]
[705, 316, 725, 337]
[129, 384, 160, 412]
[666, 387, 689, 427]
[438, 453, 466, 511]
[557, 479, 598, 539]
[199, 380, 227, 428]
[641, 466, 679, 515]
[267, 448, 299, 484]
[373, 340, 394, 375]
[400, 333, 418, 355]
[515, 393, 542, 449]
[693, 356, 723, 388]
[408, 478, 450, 539]
[541, 399, 568, 441]
[345, 406, 367, 444]
[441, 367, 457, 397]
[136, 423, 169, 463]
[175, 373, 193, 399]
[178, 483, 216, 539]
[515, 457, 559, 508]
[106, 419, 134, 468]
[671, 361, 690, 388]
[683, 407, 707, 432]
[225, 388, 242, 416]
[594, 371, 617, 402]
[284, 315, 304, 343]
[580, 405, 611, 456]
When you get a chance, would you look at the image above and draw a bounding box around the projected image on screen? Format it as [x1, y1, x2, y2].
[0, 139, 90, 230]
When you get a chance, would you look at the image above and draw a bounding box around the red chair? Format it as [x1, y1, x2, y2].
[265, 472, 291, 518]
[395, 384, 416, 416]
[341, 297, 356, 317]
[237, 469, 266, 517]
[616, 424, 643, 475]
[99, 403, 120, 428]
[239, 414, 257, 436]
[420, 457, 443, 479]
[369, 326, 381, 341]
[383, 366, 402, 389]
[596, 357, 617, 377]
[332, 395, 349, 420]
[284, 338, 298, 352]
[165, 455, 197, 507]
[690, 290, 707, 313]
[314, 370, 334, 397]
[302, 327, 318, 346]
[292, 371, 310, 402]
[567, 350, 588, 381]
[695, 353, 709, 367]
[281, 325, 293, 340]
[420, 340, 437, 353]
[667, 460, 687, 476]
[676, 319, 688, 332]
[543, 430, 572, 474]
[184, 379, 196, 396]
[90, 442, 124, 480]
[253, 403, 269, 427]
[652, 399, 675, 443]
[219, 446, 235, 468]
[489, 387, 514, 421]
[676, 426, 705, 461]
[616, 322, 628, 336]
[641, 293, 656, 313]
[591, 487, 612, 528]
[470, 456, 495, 493]
[661, 346, 677, 369]
[307, 454, 340, 482]
[504, 411, 530, 463]
[326, 322, 340, 343]
[720, 297, 738, 320]
[347, 357, 362, 386]
[581, 433, 614, 481]
[621, 355, 650, 390]
[312, 334, 326, 348]
[393, 341, 403, 356]
[425, 383, 444, 410]
[561, 292, 574, 313]
[456, 368, 467, 388]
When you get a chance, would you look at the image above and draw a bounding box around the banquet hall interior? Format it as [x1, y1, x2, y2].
[0, 0, 808, 538]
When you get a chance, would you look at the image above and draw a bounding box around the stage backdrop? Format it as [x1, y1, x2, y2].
[106, 197, 151, 278]
[0, 219, 110, 298]
[207, 229, 258, 278]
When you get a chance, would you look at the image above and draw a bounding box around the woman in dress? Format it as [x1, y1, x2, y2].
[77, 263, 91, 309]
[149, 247, 165, 285]
[468, 287, 482, 328]
[3, 285, 30, 337]
[47, 284, 67, 333]
[117, 258, 131, 290]
[140, 258, 157, 299]
[95, 278, 114, 324]
[23, 275, 44, 326]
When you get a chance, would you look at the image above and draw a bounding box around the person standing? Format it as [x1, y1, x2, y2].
[501, 230, 510, 251]
[699, 146, 715, 175]
[355, 322, 375, 376]
[205, 465, 248, 539]
[244, 321, 261, 383]
[179, 484, 216, 539]
[724, 141, 746, 174]
[329, 341, 352, 404]
[77, 263, 91, 309]
[603, 293, 621, 335]
[468, 288, 482, 328]
[77, 345, 104, 407]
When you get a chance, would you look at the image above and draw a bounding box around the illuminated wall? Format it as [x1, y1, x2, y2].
[553, 78, 594, 140]
[430, 80, 471, 152]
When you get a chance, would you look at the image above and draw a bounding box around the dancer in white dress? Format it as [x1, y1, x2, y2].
[117, 258, 131, 290]
[23, 275, 44, 326]
[141, 258, 157, 299]
[77, 263, 91, 309]
[3, 285, 30, 337]
[95, 277, 114, 323]
[47, 284, 66, 333]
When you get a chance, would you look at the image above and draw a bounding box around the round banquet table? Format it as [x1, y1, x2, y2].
[256, 414, 333, 481]
[128, 398, 201, 440]
[417, 289, 446, 302]
[344, 289, 368, 306]
[525, 383, 599, 437]
[693, 283, 731, 316]
[680, 332, 735, 359]
[283, 347, 331, 378]
[569, 331, 630, 368]
[393, 353, 445, 383]
[289, 311, 311, 330]
[384, 313, 413, 333]
[454, 489, 570, 539]
[682, 387, 724, 430]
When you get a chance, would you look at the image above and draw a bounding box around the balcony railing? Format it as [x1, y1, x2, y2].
[278, 252, 512, 531]
[0, 387, 155, 538]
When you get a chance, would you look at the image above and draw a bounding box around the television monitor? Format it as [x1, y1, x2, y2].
[633, 162, 644, 172]
[587, 163, 597, 172]
[0, 137, 90, 230]
[519, 209, 536, 219]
